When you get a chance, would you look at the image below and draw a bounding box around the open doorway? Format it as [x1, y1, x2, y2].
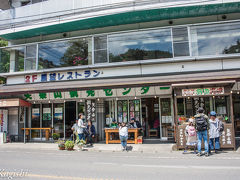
[142, 98, 160, 139]
[65, 101, 76, 139]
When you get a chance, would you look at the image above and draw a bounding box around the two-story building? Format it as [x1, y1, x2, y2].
[1, 0, 240, 149]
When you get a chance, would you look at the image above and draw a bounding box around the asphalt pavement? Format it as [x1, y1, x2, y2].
[0, 147, 240, 180]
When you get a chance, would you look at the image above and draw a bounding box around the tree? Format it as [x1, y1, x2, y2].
[0, 38, 8, 84]
[60, 40, 88, 66]
[223, 40, 240, 54]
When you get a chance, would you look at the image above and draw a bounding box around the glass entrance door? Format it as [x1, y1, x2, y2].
[142, 98, 160, 139]
[159, 98, 174, 140]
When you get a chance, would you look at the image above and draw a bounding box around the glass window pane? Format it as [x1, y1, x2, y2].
[94, 50, 108, 63]
[25, 58, 36, 71]
[53, 103, 64, 138]
[94, 36, 107, 50]
[0, 49, 10, 73]
[172, 27, 189, 42]
[42, 104, 52, 128]
[109, 29, 173, 63]
[38, 38, 89, 69]
[7, 47, 25, 72]
[173, 42, 190, 57]
[31, 104, 40, 138]
[172, 27, 190, 57]
[191, 22, 240, 56]
[26, 45, 36, 58]
[15, 47, 25, 72]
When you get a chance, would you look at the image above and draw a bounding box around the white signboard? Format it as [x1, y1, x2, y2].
[24, 86, 172, 101]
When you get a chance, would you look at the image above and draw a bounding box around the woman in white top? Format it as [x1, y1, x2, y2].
[78, 114, 86, 141]
[119, 122, 128, 151]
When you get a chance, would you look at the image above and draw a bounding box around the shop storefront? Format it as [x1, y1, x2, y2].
[174, 84, 236, 150]
[22, 85, 173, 142]
[0, 98, 31, 143]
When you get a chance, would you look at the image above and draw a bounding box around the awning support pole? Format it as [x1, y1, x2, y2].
[24, 107, 26, 144]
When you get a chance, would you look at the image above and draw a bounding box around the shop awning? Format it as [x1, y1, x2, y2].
[0, 70, 240, 95]
[1, 2, 240, 40]
[0, 98, 31, 107]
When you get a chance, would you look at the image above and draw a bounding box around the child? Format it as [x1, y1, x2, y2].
[183, 118, 197, 154]
[209, 111, 223, 154]
[119, 122, 128, 151]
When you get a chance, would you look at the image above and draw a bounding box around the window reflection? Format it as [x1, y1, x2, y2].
[25, 45, 37, 71]
[0, 49, 10, 73]
[94, 36, 108, 63]
[191, 23, 240, 56]
[108, 29, 173, 62]
[38, 38, 89, 69]
[172, 27, 190, 57]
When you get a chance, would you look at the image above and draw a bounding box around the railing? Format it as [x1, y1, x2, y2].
[0, 0, 222, 31]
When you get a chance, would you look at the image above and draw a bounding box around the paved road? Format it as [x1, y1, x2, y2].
[0, 148, 240, 180]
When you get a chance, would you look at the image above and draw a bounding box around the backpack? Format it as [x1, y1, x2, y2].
[188, 126, 196, 137]
[195, 115, 208, 131]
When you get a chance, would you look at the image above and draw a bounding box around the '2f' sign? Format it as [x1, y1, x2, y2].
[25, 75, 38, 83]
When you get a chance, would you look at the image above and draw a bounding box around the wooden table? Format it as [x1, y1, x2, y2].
[21, 128, 52, 141]
[105, 128, 140, 144]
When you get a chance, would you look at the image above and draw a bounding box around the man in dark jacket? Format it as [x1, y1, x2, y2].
[86, 120, 96, 146]
[194, 107, 209, 157]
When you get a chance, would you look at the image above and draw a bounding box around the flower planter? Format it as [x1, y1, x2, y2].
[66, 147, 74, 151]
[58, 146, 65, 150]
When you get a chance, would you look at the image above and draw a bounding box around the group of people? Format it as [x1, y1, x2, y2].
[71, 114, 96, 146]
[184, 107, 224, 157]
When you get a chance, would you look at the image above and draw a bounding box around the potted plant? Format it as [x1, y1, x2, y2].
[52, 133, 60, 141]
[76, 139, 86, 151]
[65, 140, 75, 151]
[57, 139, 65, 150]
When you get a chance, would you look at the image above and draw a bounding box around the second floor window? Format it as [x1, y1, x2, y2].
[108, 29, 173, 63]
[38, 38, 90, 70]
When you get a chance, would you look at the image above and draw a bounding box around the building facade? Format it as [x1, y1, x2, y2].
[0, 0, 240, 148]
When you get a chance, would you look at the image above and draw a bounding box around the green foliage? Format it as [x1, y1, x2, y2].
[76, 139, 86, 146]
[60, 40, 88, 66]
[52, 133, 60, 140]
[65, 140, 75, 149]
[0, 39, 7, 47]
[0, 39, 9, 77]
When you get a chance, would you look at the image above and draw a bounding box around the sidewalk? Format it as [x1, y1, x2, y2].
[0, 142, 175, 153]
[1, 142, 239, 153]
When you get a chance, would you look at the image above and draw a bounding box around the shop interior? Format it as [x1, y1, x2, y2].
[104, 97, 174, 141]
[177, 96, 231, 124]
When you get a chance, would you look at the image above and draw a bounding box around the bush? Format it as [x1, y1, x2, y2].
[52, 133, 60, 140]
[65, 140, 74, 150]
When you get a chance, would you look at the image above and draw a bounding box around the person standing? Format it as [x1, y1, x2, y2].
[119, 122, 128, 151]
[194, 107, 209, 157]
[77, 114, 86, 141]
[183, 118, 197, 154]
[86, 120, 96, 146]
[209, 111, 223, 154]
